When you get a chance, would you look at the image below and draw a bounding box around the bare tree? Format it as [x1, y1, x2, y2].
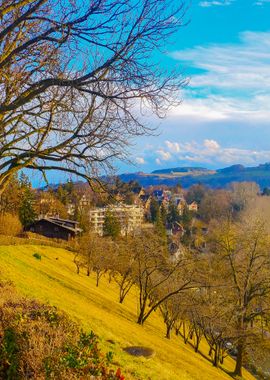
[91, 236, 115, 287]
[210, 216, 270, 377]
[77, 233, 97, 276]
[113, 239, 136, 303]
[132, 231, 195, 325]
[0, 0, 188, 194]
[159, 292, 183, 339]
[230, 182, 259, 213]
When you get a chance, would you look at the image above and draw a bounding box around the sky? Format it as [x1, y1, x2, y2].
[122, 0, 270, 173]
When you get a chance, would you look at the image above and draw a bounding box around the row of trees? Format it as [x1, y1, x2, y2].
[73, 229, 194, 324]
[72, 214, 270, 378]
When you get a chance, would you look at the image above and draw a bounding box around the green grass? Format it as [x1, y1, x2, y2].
[0, 245, 255, 380]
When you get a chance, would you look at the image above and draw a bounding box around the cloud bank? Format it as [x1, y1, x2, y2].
[170, 31, 270, 122]
[199, 0, 233, 7]
[155, 139, 270, 166]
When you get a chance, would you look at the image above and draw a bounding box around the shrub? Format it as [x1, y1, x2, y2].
[0, 213, 22, 237]
[0, 281, 124, 379]
[33, 253, 42, 260]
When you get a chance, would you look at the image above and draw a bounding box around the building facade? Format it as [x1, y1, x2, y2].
[89, 204, 144, 236]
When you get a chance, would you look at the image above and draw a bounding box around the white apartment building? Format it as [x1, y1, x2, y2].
[89, 204, 144, 236]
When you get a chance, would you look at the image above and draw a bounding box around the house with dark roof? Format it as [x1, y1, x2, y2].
[28, 217, 83, 240]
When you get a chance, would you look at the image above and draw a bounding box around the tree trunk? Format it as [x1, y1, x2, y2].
[234, 341, 244, 377]
[183, 321, 189, 344]
[137, 299, 147, 325]
[220, 349, 225, 364]
[108, 272, 113, 283]
[175, 321, 183, 336]
[194, 332, 201, 353]
[213, 345, 219, 367]
[119, 288, 127, 304]
[119, 282, 133, 304]
[96, 271, 101, 287]
[166, 323, 172, 339]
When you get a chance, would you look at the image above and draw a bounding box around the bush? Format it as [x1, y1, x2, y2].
[0, 281, 124, 379]
[33, 253, 42, 260]
[0, 213, 22, 237]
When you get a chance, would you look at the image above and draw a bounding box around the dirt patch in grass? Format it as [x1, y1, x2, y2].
[123, 346, 155, 358]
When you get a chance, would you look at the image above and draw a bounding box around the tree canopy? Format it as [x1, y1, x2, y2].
[0, 0, 188, 194]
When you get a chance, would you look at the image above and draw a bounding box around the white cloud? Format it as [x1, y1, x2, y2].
[199, 0, 270, 6]
[165, 140, 180, 153]
[203, 139, 220, 150]
[135, 157, 146, 164]
[154, 140, 270, 166]
[155, 158, 162, 165]
[169, 31, 270, 122]
[255, 0, 270, 5]
[156, 149, 172, 161]
[199, 0, 233, 7]
[172, 31, 270, 91]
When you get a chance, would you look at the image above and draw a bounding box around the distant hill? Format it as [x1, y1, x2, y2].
[152, 167, 209, 175]
[217, 164, 245, 174]
[118, 163, 270, 189]
[43, 163, 270, 190]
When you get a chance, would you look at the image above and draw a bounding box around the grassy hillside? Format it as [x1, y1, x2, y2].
[0, 245, 255, 380]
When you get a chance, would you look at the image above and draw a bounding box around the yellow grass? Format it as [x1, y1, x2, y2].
[0, 245, 255, 380]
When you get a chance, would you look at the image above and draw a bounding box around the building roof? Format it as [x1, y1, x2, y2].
[48, 217, 79, 225]
[34, 217, 82, 233]
[153, 190, 163, 197]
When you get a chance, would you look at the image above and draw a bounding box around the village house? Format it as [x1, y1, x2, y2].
[190, 219, 208, 251]
[133, 187, 146, 202]
[188, 201, 198, 212]
[67, 194, 91, 216]
[138, 194, 152, 220]
[166, 221, 185, 237]
[152, 189, 172, 203]
[28, 217, 83, 240]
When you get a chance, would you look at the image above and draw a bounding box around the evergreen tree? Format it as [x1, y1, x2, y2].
[167, 202, 180, 226]
[19, 187, 36, 228]
[64, 180, 74, 195]
[160, 204, 167, 226]
[181, 205, 193, 228]
[150, 198, 160, 223]
[19, 172, 31, 191]
[56, 185, 69, 205]
[103, 210, 121, 239]
[155, 214, 167, 247]
[262, 187, 270, 196]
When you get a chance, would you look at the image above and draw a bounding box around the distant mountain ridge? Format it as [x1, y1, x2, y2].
[151, 167, 209, 174]
[118, 163, 270, 189]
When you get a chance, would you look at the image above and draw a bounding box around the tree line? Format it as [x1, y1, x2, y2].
[71, 210, 270, 378]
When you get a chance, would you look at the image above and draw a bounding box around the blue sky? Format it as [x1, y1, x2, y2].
[123, 0, 270, 173]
